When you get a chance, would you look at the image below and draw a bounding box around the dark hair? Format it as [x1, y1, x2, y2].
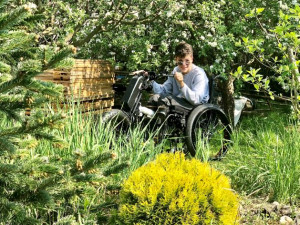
[175, 42, 193, 58]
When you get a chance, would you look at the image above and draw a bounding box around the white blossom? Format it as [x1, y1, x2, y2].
[166, 11, 173, 17]
[279, 1, 288, 10]
[208, 42, 218, 47]
[215, 58, 221, 63]
[132, 11, 139, 18]
[26, 2, 37, 9]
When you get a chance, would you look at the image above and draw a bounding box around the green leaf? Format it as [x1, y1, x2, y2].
[254, 84, 260, 90]
[237, 66, 243, 74]
[242, 37, 249, 44]
[248, 45, 256, 53]
[256, 8, 265, 14]
[265, 79, 270, 88]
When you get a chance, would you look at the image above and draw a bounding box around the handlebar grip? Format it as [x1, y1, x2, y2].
[147, 71, 157, 80]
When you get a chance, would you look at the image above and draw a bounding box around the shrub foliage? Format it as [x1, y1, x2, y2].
[117, 152, 239, 225]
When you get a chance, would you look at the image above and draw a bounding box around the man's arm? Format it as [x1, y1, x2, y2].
[177, 71, 209, 105]
[152, 78, 173, 96]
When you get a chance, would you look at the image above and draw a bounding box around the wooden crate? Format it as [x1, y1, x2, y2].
[35, 59, 115, 113]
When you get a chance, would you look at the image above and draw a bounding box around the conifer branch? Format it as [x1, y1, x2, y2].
[0, 137, 16, 153]
[73, 173, 98, 182]
[82, 152, 114, 172]
[106, 184, 122, 191]
[22, 78, 63, 98]
[34, 131, 64, 143]
[0, 163, 18, 174]
[0, 197, 39, 224]
[0, 6, 31, 32]
[0, 114, 64, 137]
[0, 78, 22, 93]
[0, 0, 9, 12]
[0, 107, 22, 121]
[0, 61, 11, 73]
[43, 46, 76, 70]
[103, 162, 128, 176]
[35, 176, 63, 193]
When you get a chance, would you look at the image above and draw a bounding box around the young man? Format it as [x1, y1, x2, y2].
[152, 42, 209, 106]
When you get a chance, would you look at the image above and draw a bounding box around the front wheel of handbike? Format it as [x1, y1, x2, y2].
[102, 109, 131, 139]
[185, 104, 232, 160]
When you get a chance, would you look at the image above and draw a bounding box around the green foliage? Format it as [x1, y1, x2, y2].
[239, 4, 300, 118]
[218, 112, 300, 203]
[0, 1, 75, 153]
[116, 152, 239, 225]
[0, 1, 127, 224]
[16, 0, 298, 121]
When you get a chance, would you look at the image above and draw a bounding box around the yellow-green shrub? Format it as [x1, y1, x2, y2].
[117, 152, 239, 225]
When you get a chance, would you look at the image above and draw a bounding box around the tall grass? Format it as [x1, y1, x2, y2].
[35, 103, 164, 176]
[216, 113, 300, 203]
[24, 101, 300, 205]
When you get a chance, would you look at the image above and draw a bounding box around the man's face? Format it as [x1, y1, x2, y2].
[176, 54, 193, 75]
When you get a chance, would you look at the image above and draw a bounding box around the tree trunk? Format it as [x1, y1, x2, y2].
[216, 75, 235, 126]
[287, 48, 300, 118]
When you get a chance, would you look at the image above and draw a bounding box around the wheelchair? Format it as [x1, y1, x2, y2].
[102, 71, 232, 160]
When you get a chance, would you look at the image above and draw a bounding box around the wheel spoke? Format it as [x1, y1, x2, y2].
[188, 108, 232, 160]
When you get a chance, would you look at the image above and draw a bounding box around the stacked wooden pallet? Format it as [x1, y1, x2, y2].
[35, 59, 115, 114]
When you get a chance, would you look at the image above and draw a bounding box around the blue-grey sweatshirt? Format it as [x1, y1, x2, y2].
[152, 64, 209, 105]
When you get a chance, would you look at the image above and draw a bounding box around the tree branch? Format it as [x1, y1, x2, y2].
[71, 2, 168, 47]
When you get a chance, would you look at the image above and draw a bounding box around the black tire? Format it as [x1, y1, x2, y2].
[102, 109, 131, 138]
[185, 104, 232, 160]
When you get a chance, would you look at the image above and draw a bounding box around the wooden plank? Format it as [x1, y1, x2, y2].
[55, 98, 114, 111]
[64, 93, 114, 102]
[74, 59, 112, 66]
[64, 85, 113, 93]
[40, 78, 115, 86]
[72, 65, 113, 70]
[53, 72, 114, 80]
[54, 67, 113, 73]
[34, 59, 115, 104]
[34, 77, 54, 82]
[64, 89, 115, 98]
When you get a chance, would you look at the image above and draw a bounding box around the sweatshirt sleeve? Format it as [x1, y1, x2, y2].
[152, 77, 173, 96]
[180, 70, 209, 105]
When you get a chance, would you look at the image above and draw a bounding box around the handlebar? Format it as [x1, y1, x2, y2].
[130, 70, 173, 80]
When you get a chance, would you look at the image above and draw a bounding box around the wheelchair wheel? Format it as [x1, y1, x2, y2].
[102, 109, 131, 138]
[185, 104, 232, 160]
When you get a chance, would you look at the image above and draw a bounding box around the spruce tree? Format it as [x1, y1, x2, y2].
[0, 1, 73, 223]
[0, 2, 126, 224]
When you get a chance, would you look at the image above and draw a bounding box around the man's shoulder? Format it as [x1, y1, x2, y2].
[191, 65, 206, 76]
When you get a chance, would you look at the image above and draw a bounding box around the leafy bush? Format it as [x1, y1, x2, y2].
[116, 152, 239, 225]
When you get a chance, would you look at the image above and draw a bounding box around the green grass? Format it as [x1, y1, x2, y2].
[36, 104, 300, 204]
[214, 113, 300, 204]
[4, 102, 299, 223]
[35, 104, 164, 175]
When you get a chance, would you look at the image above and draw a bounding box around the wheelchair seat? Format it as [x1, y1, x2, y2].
[169, 96, 198, 114]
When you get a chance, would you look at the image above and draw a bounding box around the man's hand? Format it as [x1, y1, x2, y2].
[174, 72, 184, 88]
[130, 70, 148, 76]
